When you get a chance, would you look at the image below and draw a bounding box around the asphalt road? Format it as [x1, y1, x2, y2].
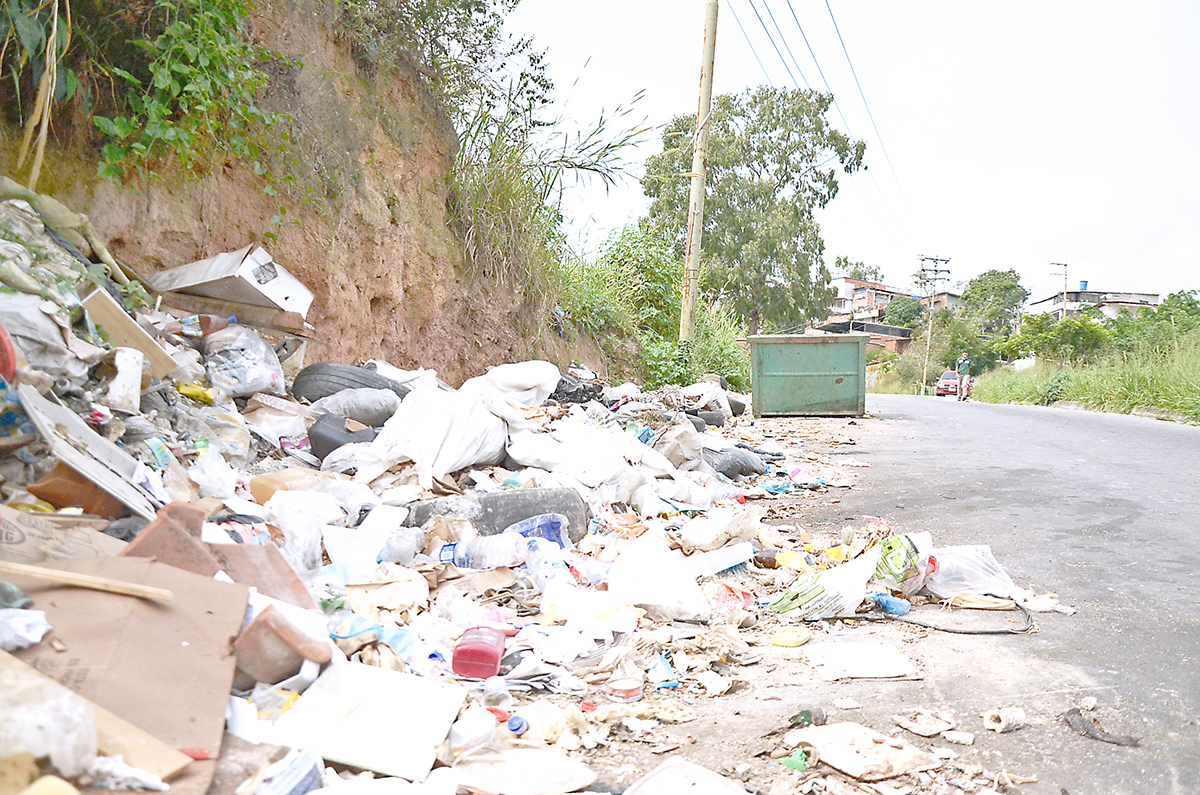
[809, 394, 1200, 793]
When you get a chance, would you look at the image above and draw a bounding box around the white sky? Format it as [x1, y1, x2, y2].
[504, 0, 1200, 304]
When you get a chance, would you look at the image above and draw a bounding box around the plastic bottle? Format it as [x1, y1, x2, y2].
[452, 626, 508, 679]
[439, 534, 529, 569]
[503, 513, 571, 548]
[524, 537, 575, 591]
[163, 314, 236, 338]
[448, 703, 498, 753]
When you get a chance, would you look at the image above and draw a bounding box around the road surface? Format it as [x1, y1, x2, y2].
[804, 394, 1200, 793]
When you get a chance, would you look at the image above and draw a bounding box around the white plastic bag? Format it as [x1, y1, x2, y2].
[0, 608, 51, 651]
[921, 545, 1018, 600]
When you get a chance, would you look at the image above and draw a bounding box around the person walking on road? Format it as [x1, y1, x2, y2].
[955, 351, 972, 401]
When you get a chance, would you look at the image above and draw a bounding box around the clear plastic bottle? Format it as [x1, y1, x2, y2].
[439, 534, 529, 569]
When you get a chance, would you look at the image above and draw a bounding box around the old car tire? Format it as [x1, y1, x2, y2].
[291, 363, 412, 402]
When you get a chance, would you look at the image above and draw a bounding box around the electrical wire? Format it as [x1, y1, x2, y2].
[860, 602, 1037, 635]
[746, 0, 801, 88]
[786, 0, 849, 132]
[824, 0, 904, 194]
[727, 1, 774, 86]
[762, 0, 810, 88]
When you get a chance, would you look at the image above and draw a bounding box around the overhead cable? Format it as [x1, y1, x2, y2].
[824, 0, 904, 194]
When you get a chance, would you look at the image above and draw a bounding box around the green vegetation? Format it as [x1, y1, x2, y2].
[970, 291, 1200, 421]
[884, 295, 923, 328]
[643, 86, 865, 335]
[554, 226, 751, 392]
[836, 257, 883, 284]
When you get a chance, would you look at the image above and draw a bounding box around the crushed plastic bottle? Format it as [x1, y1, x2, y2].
[439, 534, 529, 569]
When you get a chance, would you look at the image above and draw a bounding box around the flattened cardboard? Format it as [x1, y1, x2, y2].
[0, 504, 126, 564]
[269, 661, 465, 781]
[0, 650, 192, 781]
[18, 384, 159, 520]
[149, 245, 314, 317]
[9, 556, 249, 791]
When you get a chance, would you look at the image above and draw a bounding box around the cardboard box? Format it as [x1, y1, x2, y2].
[149, 245, 314, 317]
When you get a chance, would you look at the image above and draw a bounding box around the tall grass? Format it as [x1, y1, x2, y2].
[973, 328, 1200, 421]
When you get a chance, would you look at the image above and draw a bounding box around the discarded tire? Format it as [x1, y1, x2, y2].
[291, 363, 412, 403]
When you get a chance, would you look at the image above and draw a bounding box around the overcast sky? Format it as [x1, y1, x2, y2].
[504, 0, 1199, 304]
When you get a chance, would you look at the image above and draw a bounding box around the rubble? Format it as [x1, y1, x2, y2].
[0, 190, 1075, 795]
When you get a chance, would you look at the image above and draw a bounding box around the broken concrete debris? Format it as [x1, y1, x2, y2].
[0, 192, 1076, 795]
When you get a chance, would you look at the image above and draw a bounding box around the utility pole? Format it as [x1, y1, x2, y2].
[1050, 262, 1068, 320]
[918, 255, 950, 395]
[679, 0, 719, 343]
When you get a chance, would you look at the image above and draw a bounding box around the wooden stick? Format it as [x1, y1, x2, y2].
[0, 560, 173, 602]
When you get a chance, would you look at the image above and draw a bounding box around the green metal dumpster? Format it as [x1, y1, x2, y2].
[748, 334, 868, 416]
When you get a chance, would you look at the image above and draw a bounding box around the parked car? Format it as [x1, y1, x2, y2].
[935, 370, 969, 397]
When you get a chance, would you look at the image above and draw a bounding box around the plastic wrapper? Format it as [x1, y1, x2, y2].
[678, 506, 764, 552]
[873, 531, 934, 595]
[769, 545, 884, 620]
[202, 325, 285, 398]
[188, 452, 238, 499]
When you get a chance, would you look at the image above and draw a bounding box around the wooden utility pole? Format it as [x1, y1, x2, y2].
[679, 0, 719, 343]
[918, 255, 950, 395]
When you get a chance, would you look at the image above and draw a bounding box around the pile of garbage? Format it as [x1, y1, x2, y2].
[0, 192, 1076, 795]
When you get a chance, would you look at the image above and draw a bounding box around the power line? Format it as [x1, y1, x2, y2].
[762, 1, 810, 89]
[823, 0, 903, 195]
[727, 1, 773, 86]
[785, 0, 850, 133]
[746, 0, 801, 89]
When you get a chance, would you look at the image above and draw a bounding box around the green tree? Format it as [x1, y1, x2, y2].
[1000, 313, 1113, 364]
[642, 86, 865, 335]
[835, 256, 883, 283]
[884, 295, 924, 328]
[960, 269, 1030, 336]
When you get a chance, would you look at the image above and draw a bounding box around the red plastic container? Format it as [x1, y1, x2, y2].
[452, 626, 507, 679]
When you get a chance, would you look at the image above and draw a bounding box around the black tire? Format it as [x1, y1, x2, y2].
[291, 363, 412, 402]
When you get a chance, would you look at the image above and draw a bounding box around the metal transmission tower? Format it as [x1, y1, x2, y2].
[918, 255, 950, 394]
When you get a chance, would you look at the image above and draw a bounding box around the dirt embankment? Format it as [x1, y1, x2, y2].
[0, 0, 603, 385]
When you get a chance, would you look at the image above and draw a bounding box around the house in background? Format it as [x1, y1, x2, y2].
[823, 278, 914, 353]
[827, 277, 910, 323]
[1027, 282, 1159, 320]
[921, 291, 963, 312]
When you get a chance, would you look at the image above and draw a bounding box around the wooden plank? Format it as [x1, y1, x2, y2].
[0, 650, 193, 781]
[159, 292, 317, 339]
[80, 287, 177, 379]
